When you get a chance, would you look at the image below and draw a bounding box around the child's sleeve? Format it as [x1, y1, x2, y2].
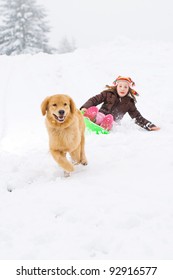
[80, 91, 107, 110]
[128, 102, 156, 130]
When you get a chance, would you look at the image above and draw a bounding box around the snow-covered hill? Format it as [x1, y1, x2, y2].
[0, 38, 173, 259]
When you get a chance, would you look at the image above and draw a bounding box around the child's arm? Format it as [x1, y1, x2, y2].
[128, 102, 160, 131]
[80, 91, 108, 110]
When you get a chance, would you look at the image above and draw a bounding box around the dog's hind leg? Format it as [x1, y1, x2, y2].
[70, 138, 88, 166]
[80, 133, 88, 165]
[70, 146, 81, 165]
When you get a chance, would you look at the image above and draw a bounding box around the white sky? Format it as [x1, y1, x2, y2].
[35, 0, 173, 47]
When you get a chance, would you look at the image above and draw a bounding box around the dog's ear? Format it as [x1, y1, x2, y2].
[70, 97, 76, 114]
[41, 96, 50, 115]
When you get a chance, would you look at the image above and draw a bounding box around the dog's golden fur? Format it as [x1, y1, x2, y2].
[41, 94, 88, 175]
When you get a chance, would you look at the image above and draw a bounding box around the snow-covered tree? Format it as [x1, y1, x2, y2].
[58, 36, 77, 54]
[0, 0, 52, 55]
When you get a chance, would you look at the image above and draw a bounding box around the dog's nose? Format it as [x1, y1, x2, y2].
[58, 110, 65, 115]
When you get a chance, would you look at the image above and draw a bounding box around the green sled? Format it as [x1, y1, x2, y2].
[83, 116, 110, 134]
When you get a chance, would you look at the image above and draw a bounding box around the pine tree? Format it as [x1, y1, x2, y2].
[0, 0, 52, 55]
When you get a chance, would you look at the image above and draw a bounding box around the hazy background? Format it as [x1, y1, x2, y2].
[38, 0, 173, 48]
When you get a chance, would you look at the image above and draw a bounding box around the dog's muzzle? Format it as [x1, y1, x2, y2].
[53, 110, 66, 122]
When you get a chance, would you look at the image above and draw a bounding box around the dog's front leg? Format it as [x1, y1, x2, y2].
[50, 149, 74, 173]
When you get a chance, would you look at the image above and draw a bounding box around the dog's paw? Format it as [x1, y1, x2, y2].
[64, 171, 71, 178]
[81, 160, 88, 166]
[71, 159, 79, 165]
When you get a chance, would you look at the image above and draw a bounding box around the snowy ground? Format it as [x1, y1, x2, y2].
[0, 38, 173, 260]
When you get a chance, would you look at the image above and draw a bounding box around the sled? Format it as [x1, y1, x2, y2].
[83, 114, 110, 134]
[84, 117, 110, 134]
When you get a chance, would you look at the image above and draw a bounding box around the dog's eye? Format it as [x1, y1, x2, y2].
[64, 103, 67, 106]
[52, 104, 57, 107]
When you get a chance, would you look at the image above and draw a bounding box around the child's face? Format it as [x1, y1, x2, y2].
[117, 81, 129, 97]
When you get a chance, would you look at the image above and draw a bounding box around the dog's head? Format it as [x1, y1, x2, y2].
[41, 94, 76, 124]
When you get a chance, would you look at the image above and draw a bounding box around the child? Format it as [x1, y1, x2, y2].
[80, 76, 160, 131]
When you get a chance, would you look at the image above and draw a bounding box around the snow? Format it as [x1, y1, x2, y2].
[0, 38, 173, 260]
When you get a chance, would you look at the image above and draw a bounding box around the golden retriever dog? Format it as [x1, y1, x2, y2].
[41, 94, 88, 177]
